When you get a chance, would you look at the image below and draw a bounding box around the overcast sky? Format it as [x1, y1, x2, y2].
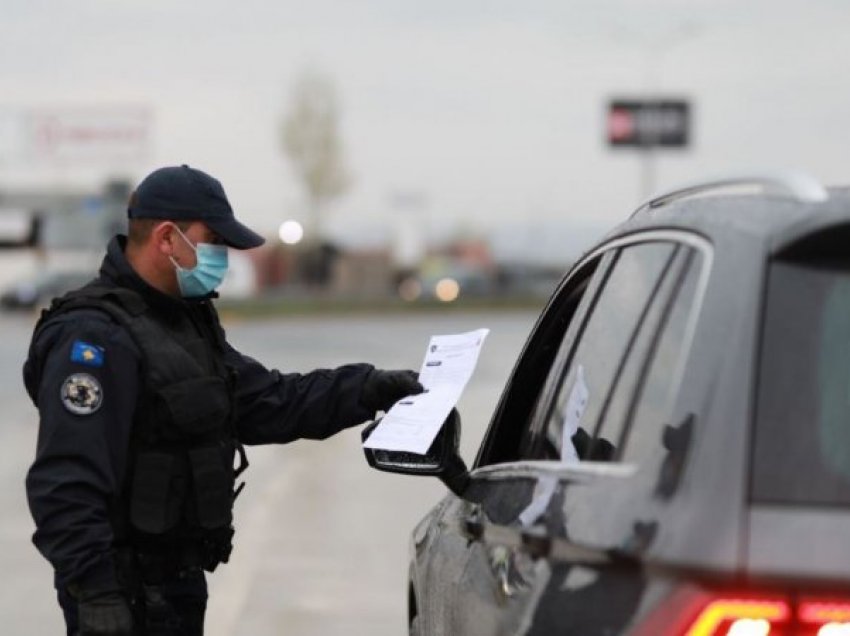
[2, 0, 849, 261]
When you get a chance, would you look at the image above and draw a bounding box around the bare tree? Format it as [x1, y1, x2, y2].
[281, 70, 350, 245]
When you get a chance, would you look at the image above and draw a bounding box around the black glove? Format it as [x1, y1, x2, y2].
[360, 369, 424, 412]
[77, 589, 134, 636]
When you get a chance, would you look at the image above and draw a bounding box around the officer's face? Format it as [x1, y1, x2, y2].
[169, 222, 223, 269]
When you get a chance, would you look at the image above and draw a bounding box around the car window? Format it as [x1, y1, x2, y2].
[753, 257, 850, 506]
[617, 250, 703, 468]
[475, 254, 607, 467]
[536, 242, 677, 461]
[589, 248, 700, 461]
[550, 248, 706, 552]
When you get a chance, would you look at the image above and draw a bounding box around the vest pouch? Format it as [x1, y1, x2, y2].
[130, 451, 188, 534]
[189, 445, 234, 529]
[156, 377, 230, 438]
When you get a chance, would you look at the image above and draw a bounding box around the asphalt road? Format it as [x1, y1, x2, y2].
[0, 308, 538, 635]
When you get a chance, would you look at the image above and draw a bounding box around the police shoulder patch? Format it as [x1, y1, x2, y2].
[70, 340, 105, 368]
[61, 373, 103, 415]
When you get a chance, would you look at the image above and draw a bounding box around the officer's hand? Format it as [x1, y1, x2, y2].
[78, 590, 134, 636]
[360, 369, 424, 412]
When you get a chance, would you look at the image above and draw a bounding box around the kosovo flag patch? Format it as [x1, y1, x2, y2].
[70, 340, 105, 368]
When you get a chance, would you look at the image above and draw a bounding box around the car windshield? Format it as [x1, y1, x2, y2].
[752, 258, 850, 506]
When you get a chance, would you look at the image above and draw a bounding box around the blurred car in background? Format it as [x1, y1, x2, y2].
[398, 258, 563, 304]
[398, 258, 498, 303]
[1, 270, 93, 310]
[366, 173, 850, 635]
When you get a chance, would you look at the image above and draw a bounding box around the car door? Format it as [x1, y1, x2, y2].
[425, 236, 707, 635]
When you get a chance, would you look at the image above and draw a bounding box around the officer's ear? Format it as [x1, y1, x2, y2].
[151, 221, 180, 259]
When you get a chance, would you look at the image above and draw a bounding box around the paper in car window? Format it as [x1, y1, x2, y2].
[560, 364, 589, 462]
[362, 328, 489, 454]
[518, 474, 559, 527]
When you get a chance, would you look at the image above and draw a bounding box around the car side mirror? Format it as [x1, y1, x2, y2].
[362, 408, 470, 497]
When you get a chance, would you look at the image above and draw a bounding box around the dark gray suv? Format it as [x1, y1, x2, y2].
[365, 173, 850, 635]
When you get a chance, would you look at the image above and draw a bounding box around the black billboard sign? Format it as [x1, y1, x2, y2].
[607, 99, 690, 148]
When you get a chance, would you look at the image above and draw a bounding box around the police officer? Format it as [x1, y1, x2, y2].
[24, 165, 423, 636]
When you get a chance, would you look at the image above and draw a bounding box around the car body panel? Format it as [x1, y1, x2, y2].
[747, 506, 850, 581]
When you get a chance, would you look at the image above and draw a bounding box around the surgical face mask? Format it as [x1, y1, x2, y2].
[169, 225, 229, 298]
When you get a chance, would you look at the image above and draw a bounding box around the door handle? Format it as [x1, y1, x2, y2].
[462, 510, 552, 559]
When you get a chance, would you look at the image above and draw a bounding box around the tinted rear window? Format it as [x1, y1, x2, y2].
[752, 259, 850, 506]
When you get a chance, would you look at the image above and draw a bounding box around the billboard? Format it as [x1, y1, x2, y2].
[0, 105, 152, 166]
[607, 99, 690, 148]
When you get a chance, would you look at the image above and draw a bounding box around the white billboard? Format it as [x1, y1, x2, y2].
[0, 105, 152, 166]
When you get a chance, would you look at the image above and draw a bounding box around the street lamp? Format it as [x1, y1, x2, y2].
[278, 220, 304, 245]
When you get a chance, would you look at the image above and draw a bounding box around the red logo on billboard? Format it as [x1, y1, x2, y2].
[608, 107, 635, 143]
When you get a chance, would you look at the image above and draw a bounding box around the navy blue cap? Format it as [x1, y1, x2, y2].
[128, 165, 265, 250]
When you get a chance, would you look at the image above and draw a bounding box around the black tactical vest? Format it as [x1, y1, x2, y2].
[36, 284, 247, 573]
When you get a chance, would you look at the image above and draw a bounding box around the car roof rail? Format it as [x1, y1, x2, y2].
[630, 171, 829, 218]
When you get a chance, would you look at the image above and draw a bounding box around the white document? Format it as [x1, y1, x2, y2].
[560, 364, 589, 462]
[362, 328, 490, 454]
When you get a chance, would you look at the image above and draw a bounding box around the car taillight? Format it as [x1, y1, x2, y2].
[631, 588, 850, 636]
[683, 598, 790, 636]
[799, 600, 850, 635]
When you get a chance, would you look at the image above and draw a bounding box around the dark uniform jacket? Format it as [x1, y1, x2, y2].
[24, 235, 375, 594]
